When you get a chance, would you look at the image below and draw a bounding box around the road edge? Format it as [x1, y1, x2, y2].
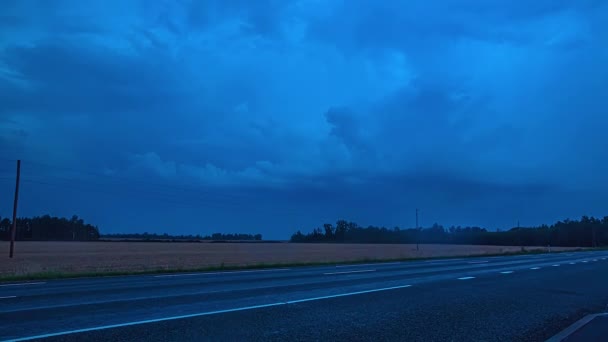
[546, 313, 608, 342]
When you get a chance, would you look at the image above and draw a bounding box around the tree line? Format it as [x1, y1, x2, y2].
[290, 216, 608, 247]
[101, 232, 263, 241]
[0, 215, 263, 242]
[0, 215, 100, 241]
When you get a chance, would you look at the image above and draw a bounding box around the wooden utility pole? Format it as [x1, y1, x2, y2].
[9, 160, 21, 258]
[416, 208, 419, 251]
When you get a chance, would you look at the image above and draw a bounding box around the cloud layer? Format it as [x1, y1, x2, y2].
[1, 0, 607, 238]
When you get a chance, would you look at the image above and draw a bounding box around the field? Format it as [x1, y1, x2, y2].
[0, 241, 579, 279]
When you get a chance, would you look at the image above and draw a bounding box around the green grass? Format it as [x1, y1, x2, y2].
[0, 247, 589, 283]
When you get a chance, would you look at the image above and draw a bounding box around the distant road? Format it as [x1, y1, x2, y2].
[2, 251, 608, 341]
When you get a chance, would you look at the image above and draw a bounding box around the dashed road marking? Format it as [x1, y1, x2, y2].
[530, 267, 541, 270]
[468, 261, 489, 264]
[324, 269, 376, 275]
[500, 271, 514, 274]
[458, 276, 475, 280]
[552, 264, 560, 267]
[424, 258, 464, 263]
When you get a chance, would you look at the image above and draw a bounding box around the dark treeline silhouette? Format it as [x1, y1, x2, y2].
[101, 232, 263, 241]
[0, 215, 100, 241]
[290, 217, 608, 247]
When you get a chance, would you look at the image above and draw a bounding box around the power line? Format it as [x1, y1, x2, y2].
[1, 158, 263, 201]
[16, 178, 302, 214]
[0, 158, 307, 216]
[18, 172, 255, 202]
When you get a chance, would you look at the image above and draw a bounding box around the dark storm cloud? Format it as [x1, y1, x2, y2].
[0, 0, 607, 238]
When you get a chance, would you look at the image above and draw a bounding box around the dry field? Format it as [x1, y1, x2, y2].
[0, 241, 579, 279]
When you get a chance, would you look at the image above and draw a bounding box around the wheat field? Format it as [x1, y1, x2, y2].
[0, 241, 578, 278]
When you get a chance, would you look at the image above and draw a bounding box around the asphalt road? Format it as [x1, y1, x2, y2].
[2, 250, 608, 341]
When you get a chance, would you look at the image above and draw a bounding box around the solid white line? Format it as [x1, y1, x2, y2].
[324, 269, 376, 275]
[287, 285, 411, 304]
[546, 313, 608, 342]
[468, 261, 488, 264]
[500, 271, 513, 274]
[154, 268, 291, 278]
[0, 282, 46, 287]
[335, 262, 400, 268]
[530, 267, 541, 270]
[0, 296, 17, 299]
[9, 302, 286, 341]
[10, 284, 413, 341]
[458, 276, 475, 280]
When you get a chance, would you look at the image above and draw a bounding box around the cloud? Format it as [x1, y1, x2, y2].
[0, 0, 607, 237]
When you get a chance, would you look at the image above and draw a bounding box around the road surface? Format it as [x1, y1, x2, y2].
[1, 250, 608, 341]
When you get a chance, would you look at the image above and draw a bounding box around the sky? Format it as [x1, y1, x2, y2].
[1, 0, 607, 239]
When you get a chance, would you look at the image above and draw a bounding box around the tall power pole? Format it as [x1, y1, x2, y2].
[416, 208, 419, 251]
[9, 160, 21, 258]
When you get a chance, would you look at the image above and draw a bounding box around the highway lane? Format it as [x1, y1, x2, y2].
[1, 250, 608, 341]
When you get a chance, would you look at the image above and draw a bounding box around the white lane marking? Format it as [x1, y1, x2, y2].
[582, 261, 589, 263]
[324, 269, 376, 275]
[569, 262, 576, 265]
[287, 284, 411, 304]
[0, 282, 46, 287]
[530, 267, 541, 270]
[335, 262, 399, 268]
[592, 259, 598, 262]
[9, 284, 413, 342]
[154, 268, 291, 278]
[424, 258, 464, 263]
[9, 302, 285, 341]
[552, 264, 560, 267]
[468, 261, 488, 264]
[500, 271, 514, 274]
[458, 276, 475, 280]
[0, 296, 17, 299]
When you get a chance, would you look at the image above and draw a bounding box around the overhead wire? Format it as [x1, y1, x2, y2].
[0, 158, 305, 214]
[4, 158, 261, 201]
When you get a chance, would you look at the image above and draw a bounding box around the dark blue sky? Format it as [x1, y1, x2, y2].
[1, 1, 607, 239]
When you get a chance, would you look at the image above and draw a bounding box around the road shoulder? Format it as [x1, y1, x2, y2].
[546, 313, 608, 342]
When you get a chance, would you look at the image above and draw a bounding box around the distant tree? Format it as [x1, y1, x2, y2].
[289, 216, 608, 247]
[0, 215, 100, 241]
[335, 220, 348, 241]
[323, 224, 335, 240]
